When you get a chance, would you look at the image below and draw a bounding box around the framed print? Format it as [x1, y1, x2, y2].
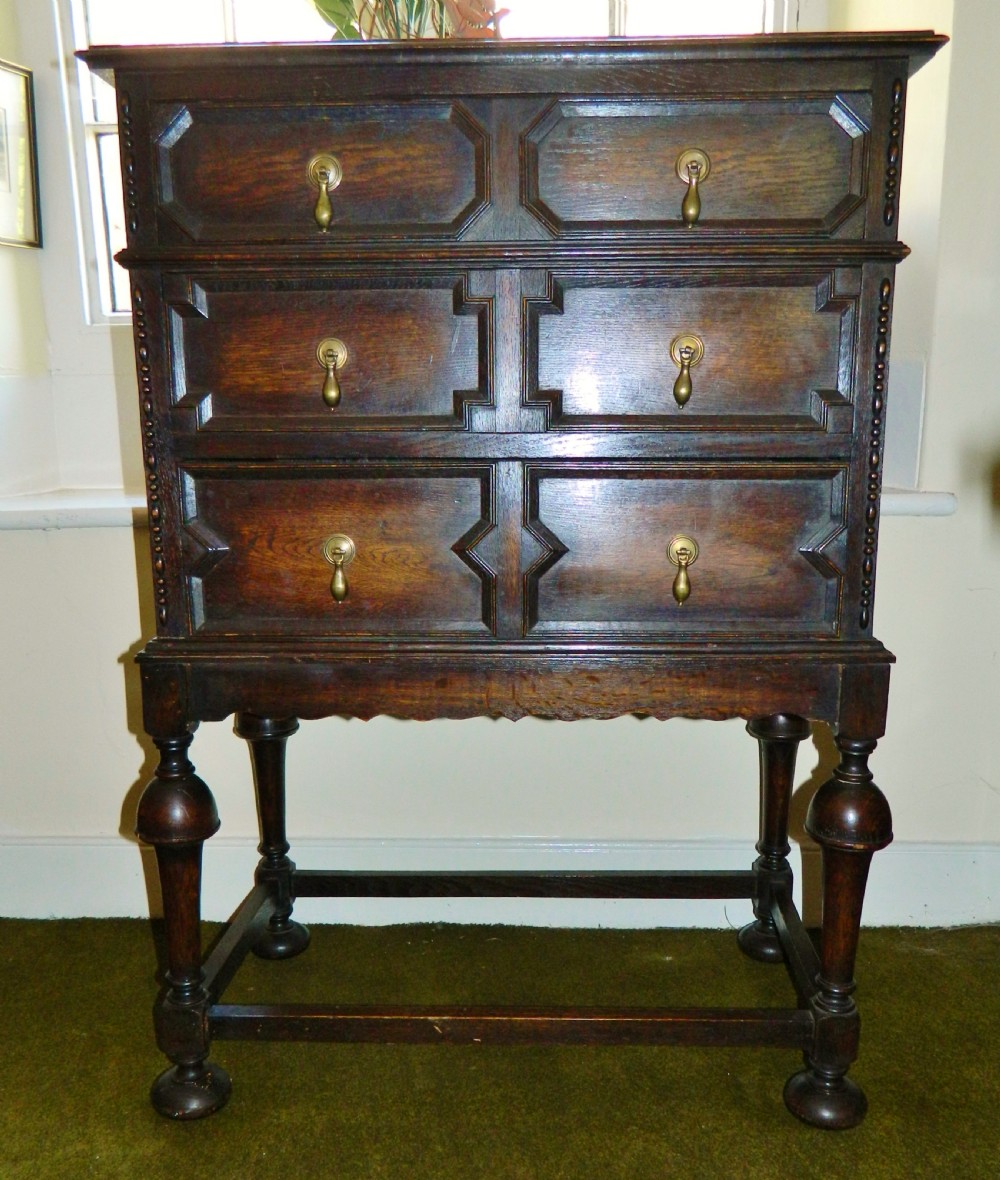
[0, 58, 41, 248]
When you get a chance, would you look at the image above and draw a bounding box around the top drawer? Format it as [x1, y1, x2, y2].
[524, 96, 873, 238]
[151, 101, 489, 244]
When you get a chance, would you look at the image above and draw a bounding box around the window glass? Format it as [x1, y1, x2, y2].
[625, 0, 765, 36]
[230, 0, 332, 41]
[95, 131, 130, 312]
[502, 0, 609, 39]
[83, 0, 227, 45]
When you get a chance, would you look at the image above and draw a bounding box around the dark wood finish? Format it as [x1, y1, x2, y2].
[81, 33, 945, 1127]
[525, 96, 868, 236]
[527, 464, 847, 636]
[168, 275, 487, 431]
[772, 882, 823, 1004]
[738, 714, 812, 963]
[135, 733, 232, 1118]
[234, 715, 310, 961]
[180, 464, 495, 634]
[209, 1003, 815, 1047]
[531, 273, 856, 430]
[146, 643, 864, 723]
[785, 735, 892, 1129]
[154, 100, 487, 243]
[291, 869, 755, 899]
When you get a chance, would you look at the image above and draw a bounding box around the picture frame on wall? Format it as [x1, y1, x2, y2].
[0, 58, 41, 249]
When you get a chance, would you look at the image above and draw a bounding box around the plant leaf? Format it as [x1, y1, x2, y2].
[313, 0, 360, 37]
[311, 0, 501, 40]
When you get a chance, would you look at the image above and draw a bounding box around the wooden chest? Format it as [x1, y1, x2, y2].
[83, 32, 945, 1127]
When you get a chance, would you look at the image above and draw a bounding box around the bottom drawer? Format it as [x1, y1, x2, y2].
[526, 464, 849, 637]
[179, 464, 495, 636]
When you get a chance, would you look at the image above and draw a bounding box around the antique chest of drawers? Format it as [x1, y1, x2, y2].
[83, 32, 945, 1127]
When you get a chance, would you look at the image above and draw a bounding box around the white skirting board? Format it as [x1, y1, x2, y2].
[0, 837, 997, 927]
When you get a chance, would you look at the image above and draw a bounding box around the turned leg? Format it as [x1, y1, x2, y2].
[784, 736, 892, 1130]
[234, 714, 310, 960]
[738, 713, 812, 963]
[137, 732, 232, 1119]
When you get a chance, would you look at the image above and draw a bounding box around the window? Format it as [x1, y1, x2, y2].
[71, 0, 778, 317]
[72, 0, 332, 315]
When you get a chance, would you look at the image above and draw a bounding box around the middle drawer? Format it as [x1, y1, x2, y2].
[529, 270, 859, 433]
[164, 268, 861, 440]
[164, 273, 489, 433]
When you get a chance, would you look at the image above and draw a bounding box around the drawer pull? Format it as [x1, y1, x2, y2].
[316, 338, 349, 409]
[307, 153, 343, 231]
[676, 148, 711, 227]
[669, 333, 704, 407]
[667, 535, 699, 605]
[322, 533, 356, 603]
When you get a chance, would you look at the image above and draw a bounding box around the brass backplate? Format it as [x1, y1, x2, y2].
[675, 147, 711, 183]
[307, 153, 343, 191]
[667, 535, 699, 567]
[669, 334, 704, 368]
[322, 533, 356, 567]
[316, 338, 349, 371]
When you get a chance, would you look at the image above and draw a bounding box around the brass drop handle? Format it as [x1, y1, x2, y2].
[669, 334, 704, 408]
[674, 346, 695, 407]
[667, 535, 699, 606]
[676, 148, 711, 227]
[307, 153, 343, 231]
[316, 338, 349, 409]
[322, 533, 356, 603]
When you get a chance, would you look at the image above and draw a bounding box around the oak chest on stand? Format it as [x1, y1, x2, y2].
[82, 32, 945, 1127]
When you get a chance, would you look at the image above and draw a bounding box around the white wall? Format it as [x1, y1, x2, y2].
[0, 3, 57, 494]
[3, 0, 999, 927]
[859, 0, 1000, 852]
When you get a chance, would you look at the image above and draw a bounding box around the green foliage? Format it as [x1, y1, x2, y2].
[312, 0, 451, 39]
[312, 0, 358, 39]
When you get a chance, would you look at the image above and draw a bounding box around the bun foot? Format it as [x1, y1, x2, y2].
[150, 1061, 232, 1120]
[784, 1068, 868, 1130]
[737, 919, 785, 963]
[253, 918, 311, 961]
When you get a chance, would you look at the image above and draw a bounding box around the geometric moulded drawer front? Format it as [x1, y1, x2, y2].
[525, 97, 869, 236]
[154, 101, 487, 242]
[531, 273, 857, 431]
[526, 464, 848, 637]
[167, 275, 487, 431]
[179, 464, 496, 636]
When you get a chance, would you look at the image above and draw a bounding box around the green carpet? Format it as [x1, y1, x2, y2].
[1, 920, 997, 1178]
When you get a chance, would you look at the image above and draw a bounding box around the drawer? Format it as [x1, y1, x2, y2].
[524, 97, 871, 237]
[166, 275, 488, 432]
[153, 101, 488, 243]
[525, 464, 848, 637]
[178, 464, 496, 636]
[530, 273, 856, 432]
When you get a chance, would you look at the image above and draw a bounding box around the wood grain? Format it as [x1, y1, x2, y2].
[156, 101, 486, 242]
[528, 99, 864, 234]
[528, 465, 846, 635]
[172, 279, 483, 427]
[184, 466, 494, 634]
[535, 280, 849, 424]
